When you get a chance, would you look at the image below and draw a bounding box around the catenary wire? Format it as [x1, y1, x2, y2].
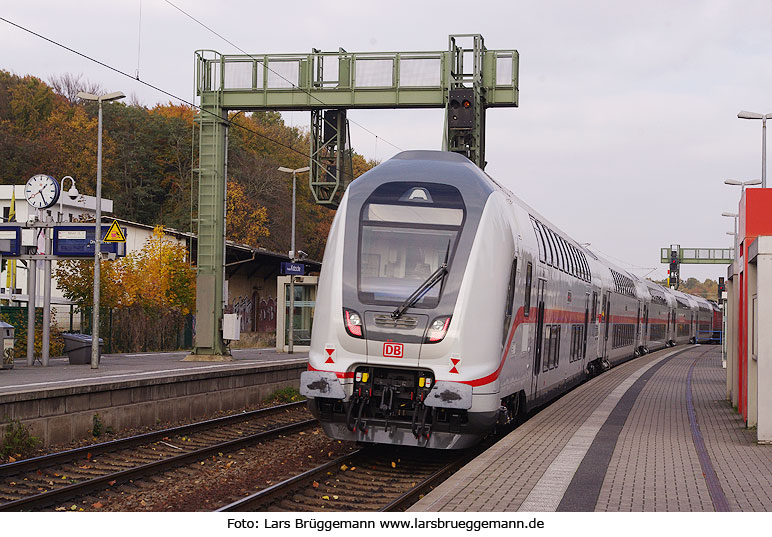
[0, 15, 361, 178]
[162, 0, 402, 153]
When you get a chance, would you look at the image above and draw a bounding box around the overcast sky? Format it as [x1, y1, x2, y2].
[3, 1, 771, 282]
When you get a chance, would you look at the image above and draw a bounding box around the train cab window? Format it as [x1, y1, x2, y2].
[524, 262, 533, 317]
[357, 183, 465, 307]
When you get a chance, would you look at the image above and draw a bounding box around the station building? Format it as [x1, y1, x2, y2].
[724, 187, 772, 443]
[0, 185, 319, 348]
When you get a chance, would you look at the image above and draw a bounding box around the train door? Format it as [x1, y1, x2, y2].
[601, 292, 610, 360]
[582, 291, 590, 368]
[531, 279, 546, 398]
[590, 289, 599, 357]
[643, 305, 649, 347]
[635, 301, 642, 349]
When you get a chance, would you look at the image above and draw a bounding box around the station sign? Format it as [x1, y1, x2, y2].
[53, 225, 127, 257]
[280, 262, 305, 275]
[0, 227, 22, 257]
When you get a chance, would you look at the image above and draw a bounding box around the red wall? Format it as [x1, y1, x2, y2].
[737, 189, 772, 420]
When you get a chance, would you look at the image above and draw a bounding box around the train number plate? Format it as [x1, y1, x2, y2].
[383, 342, 404, 358]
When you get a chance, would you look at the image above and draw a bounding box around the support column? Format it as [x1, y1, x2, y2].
[754, 237, 772, 443]
[185, 97, 231, 361]
[725, 275, 735, 402]
[747, 257, 758, 427]
[26, 259, 36, 366]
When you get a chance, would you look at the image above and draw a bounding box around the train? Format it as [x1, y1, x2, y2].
[299, 150, 722, 449]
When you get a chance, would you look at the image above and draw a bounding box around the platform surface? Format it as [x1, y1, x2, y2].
[0, 348, 307, 397]
[410, 345, 772, 512]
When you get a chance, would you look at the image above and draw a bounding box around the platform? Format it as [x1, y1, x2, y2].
[410, 345, 772, 512]
[0, 349, 308, 446]
[0, 348, 307, 396]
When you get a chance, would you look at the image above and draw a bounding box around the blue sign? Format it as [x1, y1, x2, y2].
[53, 226, 127, 257]
[0, 227, 21, 256]
[280, 262, 305, 275]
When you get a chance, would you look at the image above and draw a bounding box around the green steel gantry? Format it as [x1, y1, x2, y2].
[190, 34, 519, 358]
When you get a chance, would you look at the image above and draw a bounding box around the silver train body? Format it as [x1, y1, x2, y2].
[300, 151, 720, 449]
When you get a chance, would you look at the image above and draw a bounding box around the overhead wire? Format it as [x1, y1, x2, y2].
[0, 15, 337, 166]
[161, 0, 403, 152]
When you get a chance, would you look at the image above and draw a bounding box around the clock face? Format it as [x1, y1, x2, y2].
[24, 174, 61, 209]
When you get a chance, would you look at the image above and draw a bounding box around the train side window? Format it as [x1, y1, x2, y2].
[547, 229, 562, 271]
[557, 234, 568, 273]
[541, 222, 555, 266]
[557, 236, 568, 273]
[568, 243, 577, 278]
[553, 325, 561, 368]
[543, 325, 552, 372]
[591, 290, 598, 322]
[524, 262, 533, 317]
[502, 258, 518, 347]
[531, 218, 546, 262]
[537, 222, 550, 265]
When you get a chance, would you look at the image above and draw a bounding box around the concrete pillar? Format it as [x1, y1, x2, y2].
[753, 237, 772, 443]
[725, 275, 735, 402]
[747, 259, 758, 428]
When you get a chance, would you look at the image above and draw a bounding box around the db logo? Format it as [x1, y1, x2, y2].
[383, 341, 404, 358]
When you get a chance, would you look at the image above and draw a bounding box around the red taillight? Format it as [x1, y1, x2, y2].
[343, 308, 364, 338]
[426, 316, 451, 343]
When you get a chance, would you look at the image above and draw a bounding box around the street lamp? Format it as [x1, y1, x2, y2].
[58, 175, 80, 222]
[722, 212, 739, 261]
[78, 91, 125, 369]
[277, 166, 310, 354]
[737, 110, 772, 188]
[724, 178, 762, 192]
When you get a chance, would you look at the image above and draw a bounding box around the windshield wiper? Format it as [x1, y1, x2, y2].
[391, 241, 451, 320]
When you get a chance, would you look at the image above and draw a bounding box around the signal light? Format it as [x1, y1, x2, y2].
[343, 308, 364, 338]
[448, 88, 475, 129]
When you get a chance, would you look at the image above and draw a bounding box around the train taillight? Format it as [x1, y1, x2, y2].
[343, 308, 364, 338]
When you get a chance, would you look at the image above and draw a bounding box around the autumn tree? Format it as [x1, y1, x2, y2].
[226, 179, 270, 247]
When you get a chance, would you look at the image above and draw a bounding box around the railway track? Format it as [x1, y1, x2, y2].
[218, 443, 479, 512]
[0, 401, 314, 511]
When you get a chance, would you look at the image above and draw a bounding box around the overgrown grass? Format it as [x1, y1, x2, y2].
[1, 419, 39, 460]
[265, 387, 304, 404]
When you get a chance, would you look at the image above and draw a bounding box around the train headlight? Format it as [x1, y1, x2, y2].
[426, 316, 451, 343]
[343, 308, 364, 338]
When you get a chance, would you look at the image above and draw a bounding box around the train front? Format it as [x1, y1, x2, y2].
[300, 151, 498, 449]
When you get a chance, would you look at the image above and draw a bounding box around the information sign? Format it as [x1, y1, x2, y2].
[280, 262, 305, 275]
[53, 226, 127, 257]
[0, 227, 21, 257]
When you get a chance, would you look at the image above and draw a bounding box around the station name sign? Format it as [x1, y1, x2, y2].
[280, 262, 305, 275]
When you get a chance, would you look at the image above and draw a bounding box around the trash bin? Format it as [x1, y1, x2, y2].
[62, 333, 103, 365]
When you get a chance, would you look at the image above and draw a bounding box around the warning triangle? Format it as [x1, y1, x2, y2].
[325, 348, 335, 364]
[449, 358, 460, 374]
[103, 220, 126, 243]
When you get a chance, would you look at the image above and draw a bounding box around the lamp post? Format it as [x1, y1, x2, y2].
[737, 111, 772, 188]
[724, 178, 762, 192]
[77, 91, 125, 369]
[58, 176, 80, 222]
[722, 212, 739, 261]
[277, 166, 310, 354]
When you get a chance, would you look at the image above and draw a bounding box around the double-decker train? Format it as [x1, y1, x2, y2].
[300, 151, 721, 449]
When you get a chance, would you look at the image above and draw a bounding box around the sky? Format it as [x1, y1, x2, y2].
[2, 0, 771, 283]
